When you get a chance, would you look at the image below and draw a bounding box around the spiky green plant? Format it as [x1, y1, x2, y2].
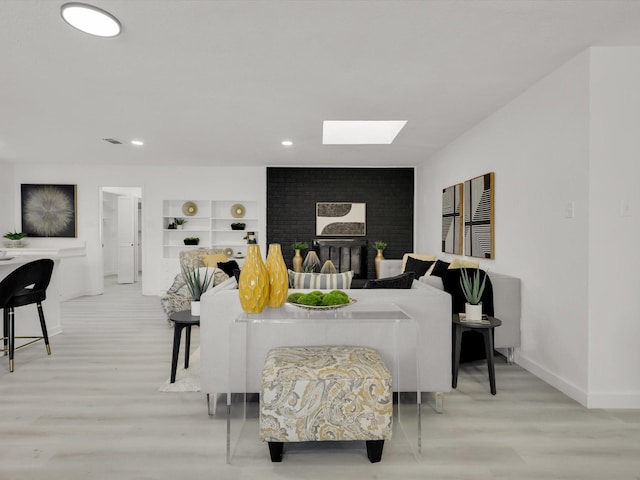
[459, 267, 487, 305]
[3, 231, 27, 240]
[181, 264, 213, 301]
[292, 241, 309, 250]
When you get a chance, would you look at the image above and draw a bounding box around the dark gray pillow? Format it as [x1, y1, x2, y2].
[364, 272, 415, 289]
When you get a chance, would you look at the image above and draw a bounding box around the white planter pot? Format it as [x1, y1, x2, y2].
[465, 302, 483, 321]
[191, 301, 201, 317]
[177, 225, 184, 230]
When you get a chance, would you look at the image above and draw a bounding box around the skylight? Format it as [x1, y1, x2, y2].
[322, 120, 407, 145]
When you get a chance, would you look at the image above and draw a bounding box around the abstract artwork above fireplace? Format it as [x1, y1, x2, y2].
[316, 202, 366, 236]
[464, 172, 494, 259]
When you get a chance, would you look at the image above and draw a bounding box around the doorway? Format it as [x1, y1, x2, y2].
[100, 187, 143, 288]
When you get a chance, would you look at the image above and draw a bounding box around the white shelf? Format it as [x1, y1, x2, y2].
[162, 199, 260, 259]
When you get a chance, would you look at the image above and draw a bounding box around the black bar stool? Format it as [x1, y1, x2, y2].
[0, 259, 54, 372]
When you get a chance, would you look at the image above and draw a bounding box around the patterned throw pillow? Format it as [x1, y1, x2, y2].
[288, 270, 354, 289]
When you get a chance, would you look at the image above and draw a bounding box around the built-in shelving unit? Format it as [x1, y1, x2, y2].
[162, 200, 259, 259]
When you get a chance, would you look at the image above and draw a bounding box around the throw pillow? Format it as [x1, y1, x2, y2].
[401, 253, 437, 272]
[288, 270, 354, 289]
[448, 258, 480, 269]
[217, 259, 240, 277]
[404, 257, 434, 278]
[429, 260, 451, 277]
[364, 272, 415, 289]
[202, 253, 229, 268]
[167, 274, 186, 294]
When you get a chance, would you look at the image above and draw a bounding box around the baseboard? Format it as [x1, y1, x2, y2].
[587, 392, 640, 409]
[516, 352, 588, 407]
[49, 326, 63, 336]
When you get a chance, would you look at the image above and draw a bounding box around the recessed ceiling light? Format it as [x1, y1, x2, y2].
[131, 140, 144, 146]
[281, 140, 293, 146]
[322, 120, 407, 145]
[61, 3, 121, 37]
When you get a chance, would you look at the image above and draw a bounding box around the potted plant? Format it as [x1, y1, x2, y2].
[181, 264, 213, 316]
[291, 241, 309, 273]
[174, 218, 187, 230]
[231, 222, 246, 230]
[183, 237, 200, 246]
[3, 231, 28, 248]
[373, 241, 387, 278]
[459, 267, 488, 321]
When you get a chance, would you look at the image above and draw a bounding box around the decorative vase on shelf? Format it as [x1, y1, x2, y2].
[292, 249, 303, 273]
[374, 249, 385, 278]
[265, 243, 288, 308]
[238, 244, 270, 313]
[464, 302, 483, 322]
[191, 300, 201, 317]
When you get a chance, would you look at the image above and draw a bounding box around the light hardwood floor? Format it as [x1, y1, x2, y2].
[1, 278, 640, 480]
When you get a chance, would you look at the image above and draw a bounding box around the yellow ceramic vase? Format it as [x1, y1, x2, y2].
[266, 243, 289, 308]
[238, 244, 270, 313]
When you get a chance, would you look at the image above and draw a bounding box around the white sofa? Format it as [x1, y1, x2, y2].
[379, 259, 521, 362]
[200, 278, 452, 413]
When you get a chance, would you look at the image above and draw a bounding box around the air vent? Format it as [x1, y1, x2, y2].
[103, 138, 122, 144]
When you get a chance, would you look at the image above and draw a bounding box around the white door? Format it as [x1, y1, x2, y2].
[117, 195, 137, 284]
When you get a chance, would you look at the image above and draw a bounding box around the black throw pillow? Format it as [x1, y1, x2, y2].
[404, 257, 434, 278]
[429, 259, 451, 277]
[217, 260, 240, 278]
[364, 272, 415, 289]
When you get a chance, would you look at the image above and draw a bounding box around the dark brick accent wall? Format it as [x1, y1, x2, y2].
[267, 167, 414, 279]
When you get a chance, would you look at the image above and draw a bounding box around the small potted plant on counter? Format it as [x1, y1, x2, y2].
[3, 231, 28, 248]
[183, 237, 200, 246]
[231, 222, 246, 230]
[174, 218, 187, 230]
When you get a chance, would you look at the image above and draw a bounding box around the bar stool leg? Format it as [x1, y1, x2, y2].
[483, 328, 497, 395]
[36, 302, 51, 355]
[8, 308, 15, 372]
[170, 323, 184, 383]
[3, 308, 8, 356]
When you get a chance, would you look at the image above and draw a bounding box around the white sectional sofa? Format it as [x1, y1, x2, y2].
[200, 278, 452, 413]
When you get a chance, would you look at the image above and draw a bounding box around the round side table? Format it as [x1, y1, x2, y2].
[169, 310, 200, 383]
[452, 314, 502, 395]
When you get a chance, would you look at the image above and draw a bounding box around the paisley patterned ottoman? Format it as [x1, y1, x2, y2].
[259, 345, 393, 463]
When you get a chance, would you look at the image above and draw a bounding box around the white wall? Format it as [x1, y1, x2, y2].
[417, 51, 592, 404]
[11, 165, 266, 296]
[0, 160, 15, 234]
[588, 47, 640, 407]
[102, 191, 118, 276]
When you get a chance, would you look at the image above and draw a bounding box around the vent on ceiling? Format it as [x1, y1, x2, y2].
[103, 138, 122, 144]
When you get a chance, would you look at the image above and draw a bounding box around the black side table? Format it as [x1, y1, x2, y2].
[169, 310, 200, 383]
[452, 314, 502, 395]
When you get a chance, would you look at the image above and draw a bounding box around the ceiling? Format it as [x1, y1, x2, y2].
[2, 0, 640, 168]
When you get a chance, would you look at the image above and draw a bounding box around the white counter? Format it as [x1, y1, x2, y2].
[0, 242, 87, 301]
[0, 256, 62, 337]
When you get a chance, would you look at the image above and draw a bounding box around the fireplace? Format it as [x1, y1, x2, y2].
[313, 239, 368, 279]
